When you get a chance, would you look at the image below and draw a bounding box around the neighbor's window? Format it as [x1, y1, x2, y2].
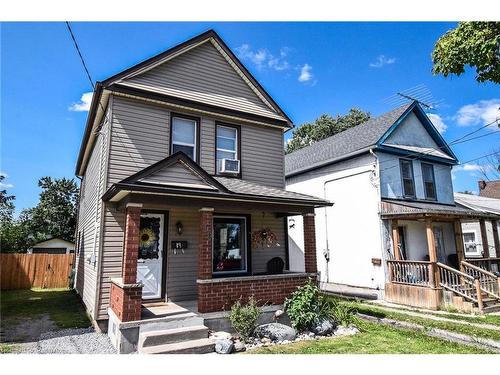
[172, 116, 197, 161]
[216, 125, 238, 173]
[463, 232, 477, 254]
[213, 216, 247, 274]
[421, 163, 437, 200]
[400, 159, 415, 198]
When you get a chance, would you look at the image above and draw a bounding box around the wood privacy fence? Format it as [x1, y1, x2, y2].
[0, 253, 74, 290]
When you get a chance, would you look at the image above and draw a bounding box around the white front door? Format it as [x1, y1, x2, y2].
[137, 213, 164, 300]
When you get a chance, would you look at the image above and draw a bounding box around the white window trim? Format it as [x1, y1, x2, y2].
[216, 125, 238, 160]
[212, 215, 248, 275]
[172, 116, 198, 161]
[463, 230, 480, 256]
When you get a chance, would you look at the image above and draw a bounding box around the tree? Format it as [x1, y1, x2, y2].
[286, 108, 371, 154]
[0, 175, 15, 223]
[432, 22, 500, 84]
[479, 148, 500, 180]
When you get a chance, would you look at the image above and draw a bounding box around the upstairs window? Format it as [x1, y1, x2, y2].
[421, 163, 437, 200]
[171, 115, 198, 161]
[399, 159, 416, 198]
[216, 124, 239, 174]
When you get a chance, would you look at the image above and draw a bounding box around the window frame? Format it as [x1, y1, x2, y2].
[421, 162, 437, 201]
[463, 230, 480, 256]
[399, 159, 416, 199]
[215, 122, 241, 178]
[211, 213, 251, 277]
[169, 113, 201, 162]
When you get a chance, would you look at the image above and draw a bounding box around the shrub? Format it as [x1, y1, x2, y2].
[323, 298, 359, 327]
[229, 296, 261, 339]
[284, 278, 323, 331]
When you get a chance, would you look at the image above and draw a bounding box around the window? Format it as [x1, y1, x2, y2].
[216, 124, 239, 174]
[213, 216, 247, 274]
[399, 159, 415, 198]
[171, 116, 198, 161]
[463, 232, 478, 254]
[421, 163, 437, 200]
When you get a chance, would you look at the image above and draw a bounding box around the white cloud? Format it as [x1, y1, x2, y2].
[69, 92, 93, 112]
[0, 171, 8, 178]
[235, 44, 290, 71]
[427, 113, 447, 134]
[369, 55, 396, 68]
[0, 182, 13, 189]
[455, 99, 500, 127]
[298, 64, 313, 83]
[453, 163, 482, 173]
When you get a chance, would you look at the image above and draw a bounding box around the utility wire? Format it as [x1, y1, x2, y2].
[65, 22, 95, 90]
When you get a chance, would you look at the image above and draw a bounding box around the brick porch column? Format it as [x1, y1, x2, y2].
[110, 203, 143, 322]
[198, 208, 214, 280]
[303, 213, 317, 274]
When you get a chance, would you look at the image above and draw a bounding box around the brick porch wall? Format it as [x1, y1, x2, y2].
[303, 213, 317, 274]
[109, 282, 143, 322]
[197, 274, 314, 313]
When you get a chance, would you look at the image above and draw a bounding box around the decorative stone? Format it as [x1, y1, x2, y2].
[233, 340, 246, 352]
[311, 318, 336, 336]
[211, 331, 232, 340]
[215, 339, 234, 354]
[253, 323, 297, 342]
[334, 325, 360, 337]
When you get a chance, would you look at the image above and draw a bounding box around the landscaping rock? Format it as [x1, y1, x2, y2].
[211, 331, 232, 340]
[334, 325, 359, 337]
[311, 318, 336, 336]
[253, 323, 297, 342]
[233, 340, 246, 352]
[215, 339, 234, 354]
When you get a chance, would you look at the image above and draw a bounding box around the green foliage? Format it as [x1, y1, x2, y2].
[284, 278, 325, 331]
[321, 298, 359, 327]
[432, 22, 500, 84]
[285, 108, 370, 154]
[229, 296, 261, 339]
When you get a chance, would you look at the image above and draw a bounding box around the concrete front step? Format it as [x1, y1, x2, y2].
[139, 338, 215, 354]
[139, 325, 209, 348]
[136, 312, 205, 334]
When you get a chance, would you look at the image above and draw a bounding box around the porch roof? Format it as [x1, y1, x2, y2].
[380, 198, 500, 220]
[102, 151, 331, 208]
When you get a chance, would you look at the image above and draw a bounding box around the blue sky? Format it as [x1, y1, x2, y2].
[1, 22, 499, 214]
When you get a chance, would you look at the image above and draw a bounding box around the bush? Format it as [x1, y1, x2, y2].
[229, 296, 261, 339]
[322, 298, 359, 327]
[284, 278, 323, 331]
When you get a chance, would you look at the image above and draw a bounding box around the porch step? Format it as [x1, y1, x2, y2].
[139, 338, 215, 354]
[139, 325, 209, 348]
[138, 312, 205, 333]
[483, 304, 500, 313]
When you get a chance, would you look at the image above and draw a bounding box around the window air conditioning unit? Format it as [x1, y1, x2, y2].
[465, 243, 477, 253]
[219, 159, 240, 174]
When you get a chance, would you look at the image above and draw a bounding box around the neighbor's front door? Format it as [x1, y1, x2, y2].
[137, 213, 164, 300]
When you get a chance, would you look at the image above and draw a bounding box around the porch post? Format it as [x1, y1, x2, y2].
[454, 220, 465, 271]
[391, 219, 401, 260]
[198, 208, 214, 280]
[110, 203, 143, 322]
[479, 219, 489, 257]
[303, 213, 317, 274]
[426, 218, 439, 288]
[491, 220, 500, 258]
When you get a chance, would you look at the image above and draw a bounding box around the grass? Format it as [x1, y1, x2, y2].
[248, 321, 493, 354]
[0, 288, 91, 330]
[0, 343, 19, 354]
[351, 303, 500, 342]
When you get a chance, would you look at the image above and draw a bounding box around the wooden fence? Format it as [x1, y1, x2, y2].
[0, 253, 74, 290]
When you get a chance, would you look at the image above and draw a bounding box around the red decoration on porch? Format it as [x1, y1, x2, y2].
[252, 227, 280, 248]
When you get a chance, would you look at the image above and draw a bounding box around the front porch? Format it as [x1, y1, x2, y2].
[381, 199, 500, 312]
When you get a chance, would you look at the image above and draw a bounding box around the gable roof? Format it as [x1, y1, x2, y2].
[75, 29, 292, 176]
[454, 192, 500, 215]
[285, 101, 458, 177]
[102, 151, 330, 208]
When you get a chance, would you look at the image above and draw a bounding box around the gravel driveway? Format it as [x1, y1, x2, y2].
[20, 328, 116, 354]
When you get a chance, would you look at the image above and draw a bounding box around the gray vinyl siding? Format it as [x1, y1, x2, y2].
[75, 116, 109, 320]
[122, 41, 283, 121]
[108, 95, 285, 188]
[139, 161, 210, 187]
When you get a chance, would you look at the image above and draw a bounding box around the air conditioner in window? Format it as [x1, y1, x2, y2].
[219, 159, 240, 174]
[465, 243, 477, 253]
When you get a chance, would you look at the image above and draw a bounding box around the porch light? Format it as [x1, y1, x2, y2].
[176, 221, 183, 235]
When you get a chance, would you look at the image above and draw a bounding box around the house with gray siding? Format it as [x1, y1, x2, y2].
[286, 102, 500, 313]
[74, 30, 329, 353]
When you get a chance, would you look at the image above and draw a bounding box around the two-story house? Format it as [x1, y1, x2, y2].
[286, 102, 500, 312]
[74, 30, 330, 353]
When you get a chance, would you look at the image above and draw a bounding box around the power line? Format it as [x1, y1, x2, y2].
[449, 117, 500, 145]
[65, 22, 95, 90]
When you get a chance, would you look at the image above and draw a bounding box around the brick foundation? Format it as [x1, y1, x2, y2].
[110, 280, 143, 322]
[197, 274, 314, 313]
[303, 213, 317, 274]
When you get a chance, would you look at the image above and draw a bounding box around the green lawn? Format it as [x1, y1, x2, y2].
[0, 288, 91, 330]
[248, 321, 493, 354]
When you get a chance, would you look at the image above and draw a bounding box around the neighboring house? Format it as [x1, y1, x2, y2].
[455, 192, 500, 271]
[28, 238, 75, 254]
[478, 179, 500, 199]
[74, 30, 329, 353]
[286, 101, 500, 312]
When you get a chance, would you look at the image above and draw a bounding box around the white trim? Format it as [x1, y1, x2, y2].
[171, 116, 198, 162]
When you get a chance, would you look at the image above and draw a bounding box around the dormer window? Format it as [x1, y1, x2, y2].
[216, 124, 240, 175]
[399, 159, 416, 198]
[421, 163, 437, 200]
[171, 114, 198, 161]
